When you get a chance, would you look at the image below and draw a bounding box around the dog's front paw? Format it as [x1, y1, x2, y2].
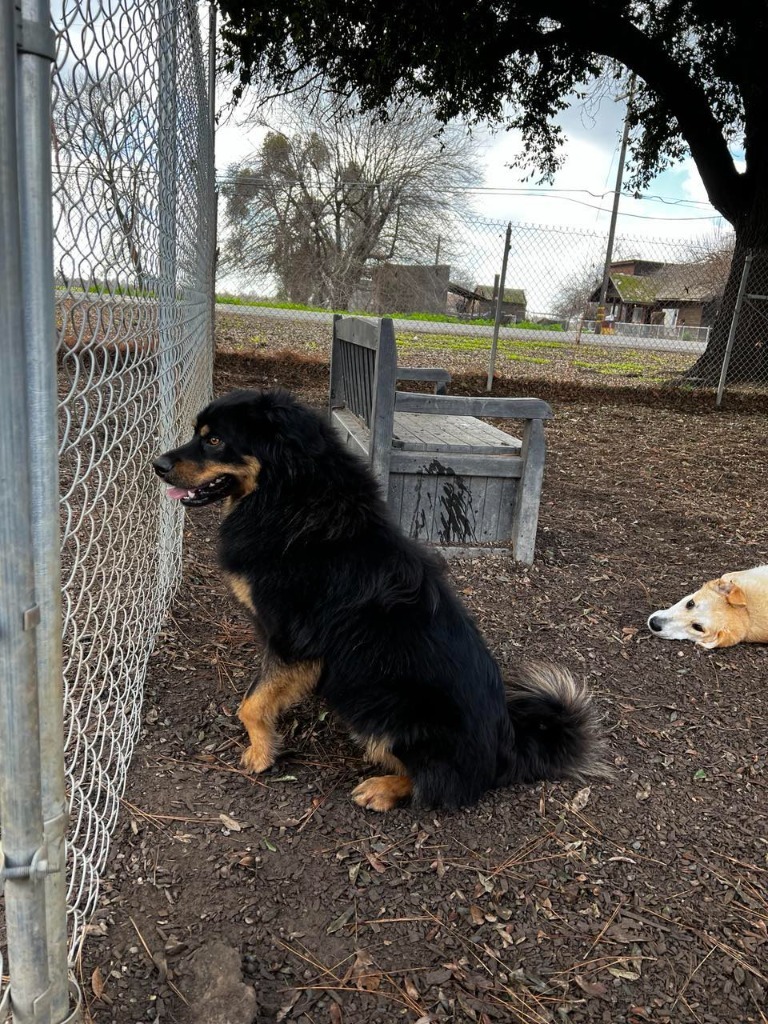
[240, 740, 276, 774]
[352, 775, 412, 812]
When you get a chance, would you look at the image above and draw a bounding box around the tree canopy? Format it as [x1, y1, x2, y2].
[215, 1, 765, 243]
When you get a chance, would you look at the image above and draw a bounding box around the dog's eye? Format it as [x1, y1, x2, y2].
[686, 599, 695, 609]
[206, 436, 222, 447]
[692, 623, 705, 632]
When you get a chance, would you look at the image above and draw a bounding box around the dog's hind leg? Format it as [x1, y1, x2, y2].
[238, 654, 322, 773]
[351, 737, 413, 811]
[352, 775, 413, 812]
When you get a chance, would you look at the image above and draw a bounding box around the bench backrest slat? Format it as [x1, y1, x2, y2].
[336, 340, 375, 425]
[330, 314, 398, 481]
[334, 315, 381, 349]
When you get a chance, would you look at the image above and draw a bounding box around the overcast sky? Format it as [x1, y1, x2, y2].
[214, 82, 737, 311]
[214, 80, 731, 246]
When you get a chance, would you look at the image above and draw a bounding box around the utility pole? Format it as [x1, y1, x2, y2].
[209, 2, 218, 356]
[597, 73, 636, 328]
[486, 222, 512, 390]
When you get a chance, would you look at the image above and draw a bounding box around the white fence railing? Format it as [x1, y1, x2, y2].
[578, 320, 711, 345]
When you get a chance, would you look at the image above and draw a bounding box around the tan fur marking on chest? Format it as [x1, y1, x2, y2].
[224, 572, 256, 614]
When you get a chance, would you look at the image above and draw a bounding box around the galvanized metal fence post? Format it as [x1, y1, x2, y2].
[716, 250, 753, 408]
[486, 221, 512, 391]
[16, 0, 76, 1018]
[2, 2, 215, 1006]
[157, 0, 180, 573]
[158, 0, 178, 404]
[0, 3, 54, 1021]
[209, 2, 218, 358]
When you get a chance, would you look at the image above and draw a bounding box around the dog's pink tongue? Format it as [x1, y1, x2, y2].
[166, 486, 188, 500]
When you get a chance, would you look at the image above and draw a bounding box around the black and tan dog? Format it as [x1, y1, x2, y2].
[153, 389, 608, 811]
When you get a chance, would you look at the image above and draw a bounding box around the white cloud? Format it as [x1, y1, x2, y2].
[470, 99, 726, 243]
[215, 117, 263, 168]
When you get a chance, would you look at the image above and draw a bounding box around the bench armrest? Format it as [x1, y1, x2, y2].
[394, 391, 553, 420]
[396, 367, 451, 395]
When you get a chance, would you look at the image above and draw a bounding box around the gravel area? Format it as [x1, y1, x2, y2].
[73, 343, 768, 1024]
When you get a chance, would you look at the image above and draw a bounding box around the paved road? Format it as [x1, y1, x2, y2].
[215, 303, 706, 356]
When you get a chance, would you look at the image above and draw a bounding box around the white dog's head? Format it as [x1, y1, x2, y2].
[648, 577, 749, 649]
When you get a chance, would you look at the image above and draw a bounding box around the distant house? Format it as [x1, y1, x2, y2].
[590, 258, 727, 328]
[475, 285, 527, 322]
[370, 263, 450, 315]
[447, 283, 527, 321]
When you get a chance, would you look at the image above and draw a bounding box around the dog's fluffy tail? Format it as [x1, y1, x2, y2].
[498, 662, 611, 786]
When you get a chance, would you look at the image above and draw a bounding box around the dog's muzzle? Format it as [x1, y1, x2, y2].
[152, 456, 235, 507]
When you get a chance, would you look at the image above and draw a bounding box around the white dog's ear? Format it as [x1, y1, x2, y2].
[714, 579, 747, 607]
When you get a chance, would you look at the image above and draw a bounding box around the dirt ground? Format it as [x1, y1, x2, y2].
[77, 349, 767, 1024]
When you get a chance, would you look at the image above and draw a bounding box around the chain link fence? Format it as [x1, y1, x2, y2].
[1, 0, 214, 1019]
[54, 0, 215, 963]
[716, 248, 768, 403]
[214, 193, 757, 394]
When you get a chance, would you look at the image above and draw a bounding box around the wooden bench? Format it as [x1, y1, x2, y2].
[329, 315, 553, 564]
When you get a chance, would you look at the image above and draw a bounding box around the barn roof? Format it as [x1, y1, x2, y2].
[590, 263, 725, 305]
[474, 285, 527, 305]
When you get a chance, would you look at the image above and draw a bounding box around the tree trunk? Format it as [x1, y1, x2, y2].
[683, 241, 768, 384]
[683, 177, 768, 385]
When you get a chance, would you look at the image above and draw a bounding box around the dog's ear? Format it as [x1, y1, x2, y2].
[714, 579, 747, 607]
[259, 397, 327, 457]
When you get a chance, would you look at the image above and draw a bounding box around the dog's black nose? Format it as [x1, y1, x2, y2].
[648, 615, 663, 633]
[153, 455, 174, 478]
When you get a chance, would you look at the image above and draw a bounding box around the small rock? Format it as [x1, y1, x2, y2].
[184, 940, 257, 1024]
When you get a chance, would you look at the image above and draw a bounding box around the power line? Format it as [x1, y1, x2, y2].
[213, 174, 716, 207]
[52, 163, 714, 212]
[214, 176, 723, 221]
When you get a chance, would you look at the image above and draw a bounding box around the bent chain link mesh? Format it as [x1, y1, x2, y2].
[721, 248, 768, 391]
[218, 197, 740, 387]
[50, 0, 213, 957]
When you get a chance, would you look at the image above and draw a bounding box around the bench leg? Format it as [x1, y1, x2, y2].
[511, 418, 546, 565]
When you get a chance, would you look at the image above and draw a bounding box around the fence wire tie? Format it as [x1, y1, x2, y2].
[23, 603, 40, 631]
[0, 843, 60, 883]
[15, 10, 57, 61]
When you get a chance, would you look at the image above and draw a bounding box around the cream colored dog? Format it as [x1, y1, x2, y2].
[648, 565, 768, 649]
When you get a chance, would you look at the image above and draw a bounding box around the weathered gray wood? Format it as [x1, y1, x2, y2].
[395, 469, 480, 545]
[500, 477, 517, 540]
[389, 451, 523, 477]
[397, 471, 431, 540]
[387, 467, 406, 523]
[329, 314, 346, 410]
[394, 392, 553, 420]
[511, 418, 546, 565]
[331, 407, 370, 459]
[368, 317, 398, 485]
[392, 412, 521, 454]
[329, 313, 550, 562]
[339, 339, 373, 425]
[335, 315, 382, 349]
[396, 367, 451, 395]
[436, 471, 479, 544]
